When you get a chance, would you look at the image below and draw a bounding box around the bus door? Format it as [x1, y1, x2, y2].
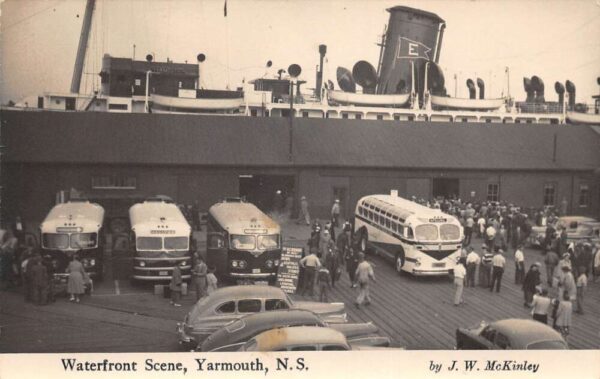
[206, 221, 228, 278]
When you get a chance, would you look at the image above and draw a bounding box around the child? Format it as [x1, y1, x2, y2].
[206, 266, 218, 295]
[575, 268, 587, 314]
[317, 267, 332, 303]
[169, 262, 183, 307]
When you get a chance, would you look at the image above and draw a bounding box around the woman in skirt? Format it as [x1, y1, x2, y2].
[67, 253, 86, 303]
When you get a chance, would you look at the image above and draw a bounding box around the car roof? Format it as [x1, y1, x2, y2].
[204, 285, 286, 305]
[491, 319, 565, 347]
[252, 326, 348, 350]
[235, 309, 320, 327]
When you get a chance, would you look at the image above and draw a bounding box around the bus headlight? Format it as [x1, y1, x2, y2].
[181, 261, 187, 267]
[139, 261, 146, 267]
[89, 259, 96, 267]
[266, 260, 273, 268]
[231, 260, 238, 268]
[238, 260, 247, 269]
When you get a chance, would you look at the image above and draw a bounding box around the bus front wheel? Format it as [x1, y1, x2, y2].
[395, 251, 405, 274]
[359, 229, 369, 254]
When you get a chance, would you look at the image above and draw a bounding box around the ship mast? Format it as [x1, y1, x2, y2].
[70, 0, 96, 94]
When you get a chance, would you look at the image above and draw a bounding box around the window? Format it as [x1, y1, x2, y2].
[42, 233, 69, 249]
[367, 210, 373, 220]
[136, 237, 162, 250]
[440, 224, 460, 241]
[377, 114, 383, 120]
[342, 113, 349, 119]
[355, 114, 362, 120]
[135, 79, 141, 86]
[265, 299, 289, 311]
[91, 175, 137, 189]
[250, 109, 258, 117]
[322, 345, 349, 351]
[407, 227, 414, 239]
[70, 233, 97, 249]
[302, 111, 309, 118]
[216, 301, 235, 314]
[415, 225, 438, 241]
[385, 218, 391, 228]
[393, 115, 400, 121]
[108, 103, 128, 110]
[487, 184, 499, 202]
[231, 235, 255, 250]
[238, 299, 261, 313]
[579, 184, 589, 207]
[291, 346, 317, 351]
[543, 184, 556, 206]
[258, 235, 279, 250]
[391, 222, 398, 233]
[164, 237, 189, 250]
[373, 214, 379, 224]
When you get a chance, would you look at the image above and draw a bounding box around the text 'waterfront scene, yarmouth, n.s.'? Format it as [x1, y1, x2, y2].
[0, 0, 599, 356]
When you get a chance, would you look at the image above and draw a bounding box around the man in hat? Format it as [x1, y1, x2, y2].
[297, 196, 311, 226]
[331, 199, 341, 229]
[514, 244, 525, 285]
[355, 252, 375, 308]
[479, 245, 493, 288]
[490, 249, 506, 293]
[299, 247, 321, 297]
[465, 247, 480, 287]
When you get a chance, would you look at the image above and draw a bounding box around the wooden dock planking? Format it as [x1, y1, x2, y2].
[289, 236, 600, 349]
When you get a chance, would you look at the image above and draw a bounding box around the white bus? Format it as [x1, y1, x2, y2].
[129, 198, 192, 281]
[354, 193, 463, 276]
[40, 200, 105, 280]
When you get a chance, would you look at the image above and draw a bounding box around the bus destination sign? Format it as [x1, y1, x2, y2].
[428, 216, 447, 223]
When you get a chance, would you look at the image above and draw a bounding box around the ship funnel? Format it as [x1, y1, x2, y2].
[523, 77, 534, 102]
[337, 67, 356, 93]
[376, 6, 445, 107]
[466, 79, 476, 99]
[146, 54, 154, 62]
[426, 62, 445, 95]
[476, 78, 485, 99]
[531, 75, 545, 103]
[352, 61, 378, 94]
[554, 81, 565, 109]
[566, 80, 576, 110]
[315, 45, 327, 100]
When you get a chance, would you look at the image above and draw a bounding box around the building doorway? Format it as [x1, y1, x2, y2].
[238, 175, 295, 214]
[432, 178, 459, 200]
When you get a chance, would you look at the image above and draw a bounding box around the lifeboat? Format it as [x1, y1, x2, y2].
[430, 95, 506, 111]
[566, 111, 600, 125]
[151, 90, 244, 112]
[327, 89, 410, 107]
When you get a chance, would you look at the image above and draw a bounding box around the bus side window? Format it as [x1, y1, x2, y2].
[391, 222, 398, 233]
[398, 225, 404, 235]
[368, 211, 373, 220]
[374, 214, 379, 224]
[385, 218, 391, 229]
[208, 234, 225, 249]
[407, 227, 414, 239]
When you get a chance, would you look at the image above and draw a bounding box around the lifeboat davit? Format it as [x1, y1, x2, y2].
[327, 89, 410, 107]
[430, 95, 506, 111]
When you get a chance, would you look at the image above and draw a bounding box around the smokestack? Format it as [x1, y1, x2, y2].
[197, 53, 206, 89]
[565, 80, 576, 110]
[476, 78, 485, 99]
[466, 79, 476, 99]
[523, 77, 534, 103]
[554, 81, 565, 111]
[531, 76, 545, 103]
[315, 45, 327, 100]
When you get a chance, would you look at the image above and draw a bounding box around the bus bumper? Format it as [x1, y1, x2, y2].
[411, 268, 452, 276]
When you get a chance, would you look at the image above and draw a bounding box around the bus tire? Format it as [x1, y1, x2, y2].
[358, 227, 369, 254]
[395, 249, 405, 274]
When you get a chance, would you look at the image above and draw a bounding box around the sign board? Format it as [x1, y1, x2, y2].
[276, 246, 304, 294]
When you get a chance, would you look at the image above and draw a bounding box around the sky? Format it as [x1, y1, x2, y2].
[1, 0, 599, 104]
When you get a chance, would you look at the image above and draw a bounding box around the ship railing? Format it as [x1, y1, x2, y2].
[515, 101, 564, 114]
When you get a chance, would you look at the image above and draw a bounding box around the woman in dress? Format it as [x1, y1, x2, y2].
[66, 253, 86, 303]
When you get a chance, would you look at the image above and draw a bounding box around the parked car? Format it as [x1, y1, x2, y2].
[177, 285, 346, 347]
[568, 221, 600, 245]
[529, 216, 596, 247]
[198, 309, 390, 352]
[239, 326, 396, 351]
[456, 319, 568, 350]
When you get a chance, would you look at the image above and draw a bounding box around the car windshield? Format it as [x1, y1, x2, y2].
[258, 235, 279, 250]
[164, 236, 189, 250]
[526, 340, 568, 349]
[231, 235, 256, 250]
[440, 224, 460, 241]
[415, 224, 438, 241]
[70, 233, 97, 249]
[42, 233, 69, 249]
[137, 237, 162, 250]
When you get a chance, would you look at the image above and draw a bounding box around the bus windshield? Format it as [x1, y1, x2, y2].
[439, 224, 460, 241]
[415, 225, 438, 241]
[165, 236, 189, 250]
[231, 235, 255, 250]
[43, 233, 69, 249]
[70, 233, 98, 249]
[258, 235, 279, 250]
[137, 237, 163, 250]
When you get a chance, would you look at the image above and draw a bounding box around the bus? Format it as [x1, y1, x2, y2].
[206, 198, 282, 283]
[354, 192, 463, 276]
[129, 198, 192, 281]
[40, 200, 105, 282]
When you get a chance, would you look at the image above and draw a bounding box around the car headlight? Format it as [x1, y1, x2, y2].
[139, 261, 146, 267]
[239, 260, 247, 269]
[266, 260, 273, 268]
[89, 259, 95, 266]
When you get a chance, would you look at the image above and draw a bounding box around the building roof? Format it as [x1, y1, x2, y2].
[2, 109, 599, 171]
